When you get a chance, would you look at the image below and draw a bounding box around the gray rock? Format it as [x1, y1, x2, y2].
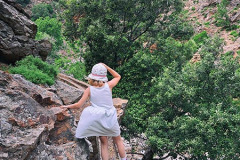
[10, 74, 63, 107]
[53, 80, 83, 105]
[0, 0, 51, 63]
[27, 140, 89, 160]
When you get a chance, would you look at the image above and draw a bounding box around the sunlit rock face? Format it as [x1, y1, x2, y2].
[0, 0, 51, 63]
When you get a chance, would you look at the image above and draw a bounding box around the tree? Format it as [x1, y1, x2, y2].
[35, 17, 63, 48]
[61, 0, 183, 71]
[146, 37, 240, 159]
[116, 36, 197, 136]
[31, 3, 55, 21]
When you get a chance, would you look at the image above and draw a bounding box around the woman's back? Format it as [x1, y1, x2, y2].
[90, 83, 113, 109]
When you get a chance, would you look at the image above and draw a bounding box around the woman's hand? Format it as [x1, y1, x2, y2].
[99, 63, 107, 68]
[60, 105, 68, 110]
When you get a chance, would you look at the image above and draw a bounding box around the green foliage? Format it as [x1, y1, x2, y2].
[230, 30, 239, 37]
[31, 3, 55, 21]
[144, 37, 240, 158]
[117, 37, 197, 136]
[35, 17, 63, 50]
[204, 21, 210, 26]
[62, 0, 183, 71]
[16, 0, 30, 7]
[55, 57, 86, 80]
[214, 0, 232, 29]
[153, 14, 194, 40]
[9, 55, 58, 85]
[192, 31, 208, 47]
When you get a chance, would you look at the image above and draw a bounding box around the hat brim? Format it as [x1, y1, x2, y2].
[86, 73, 108, 82]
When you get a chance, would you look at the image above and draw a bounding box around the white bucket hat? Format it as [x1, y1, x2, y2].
[87, 63, 108, 82]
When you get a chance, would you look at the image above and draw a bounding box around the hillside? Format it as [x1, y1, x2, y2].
[185, 0, 240, 54]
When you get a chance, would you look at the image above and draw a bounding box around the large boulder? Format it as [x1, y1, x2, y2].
[0, 0, 51, 63]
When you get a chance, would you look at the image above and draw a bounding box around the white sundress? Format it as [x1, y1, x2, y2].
[75, 83, 120, 138]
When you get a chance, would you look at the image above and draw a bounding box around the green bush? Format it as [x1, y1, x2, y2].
[32, 3, 55, 21]
[9, 55, 58, 85]
[192, 31, 208, 46]
[230, 30, 239, 37]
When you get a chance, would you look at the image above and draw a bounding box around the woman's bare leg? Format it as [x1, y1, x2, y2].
[100, 136, 108, 160]
[112, 135, 126, 159]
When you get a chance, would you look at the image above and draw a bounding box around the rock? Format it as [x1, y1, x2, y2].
[199, 0, 220, 8]
[53, 80, 83, 105]
[0, 0, 51, 63]
[231, 10, 240, 22]
[190, 52, 201, 63]
[6, 73, 63, 107]
[0, 126, 48, 160]
[27, 140, 90, 160]
[113, 98, 128, 122]
[0, 71, 61, 160]
[49, 107, 71, 121]
[0, 87, 56, 159]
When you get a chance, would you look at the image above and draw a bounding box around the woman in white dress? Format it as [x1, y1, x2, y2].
[60, 63, 126, 160]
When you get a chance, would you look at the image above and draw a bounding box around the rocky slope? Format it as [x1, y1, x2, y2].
[185, 0, 240, 54]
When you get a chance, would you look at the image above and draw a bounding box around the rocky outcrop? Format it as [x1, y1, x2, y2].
[0, 71, 90, 160]
[0, 0, 51, 63]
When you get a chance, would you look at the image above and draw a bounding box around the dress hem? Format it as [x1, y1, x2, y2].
[75, 134, 120, 139]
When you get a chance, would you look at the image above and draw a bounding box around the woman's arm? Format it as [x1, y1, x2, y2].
[100, 63, 121, 89]
[60, 87, 90, 109]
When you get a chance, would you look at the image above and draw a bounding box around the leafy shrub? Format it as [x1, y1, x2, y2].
[9, 55, 58, 85]
[230, 30, 239, 37]
[32, 3, 55, 21]
[192, 31, 208, 46]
